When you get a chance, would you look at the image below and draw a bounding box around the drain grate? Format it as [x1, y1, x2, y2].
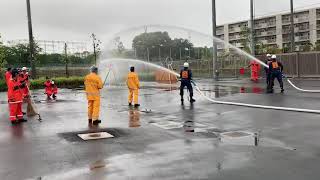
[78, 132, 114, 140]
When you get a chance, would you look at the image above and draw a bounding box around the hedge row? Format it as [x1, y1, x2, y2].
[0, 76, 84, 92]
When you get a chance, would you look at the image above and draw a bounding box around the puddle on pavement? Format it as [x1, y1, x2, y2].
[151, 121, 183, 130]
[219, 131, 297, 150]
[198, 85, 265, 98]
[220, 131, 259, 146]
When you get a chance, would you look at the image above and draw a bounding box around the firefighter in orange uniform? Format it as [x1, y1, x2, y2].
[44, 77, 53, 99]
[7, 69, 27, 125]
[248, 60, 260, 82]
[18, 67, 30, 100]
[127, 66, 140, 107]
[84, 66, 103, 125]
[180, 62, 195, 103]
[51, 81, 58, 99]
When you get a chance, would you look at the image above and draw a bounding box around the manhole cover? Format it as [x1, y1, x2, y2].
[78, 132, 114, 140]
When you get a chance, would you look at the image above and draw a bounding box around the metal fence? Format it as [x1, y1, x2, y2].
[256, 51, 320, 78]
[163, 51, 320, 79]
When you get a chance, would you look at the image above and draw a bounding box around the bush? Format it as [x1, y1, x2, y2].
[0, 76, 84, 92]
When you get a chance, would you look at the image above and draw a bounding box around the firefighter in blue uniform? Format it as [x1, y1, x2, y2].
[264, 54, 272, 87]
[268, 55, 284, 93]
[180, 62, 195, 103]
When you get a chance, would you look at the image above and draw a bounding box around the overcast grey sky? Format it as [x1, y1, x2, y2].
[0, 0, 319, 44]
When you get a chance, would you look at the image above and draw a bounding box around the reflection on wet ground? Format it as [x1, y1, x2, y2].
[0, 79, 318, 179]
[198, 85, 265, 98]
[129, 109, 141, 128]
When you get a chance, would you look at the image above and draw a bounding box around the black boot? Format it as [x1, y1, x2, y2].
[92, 120, 101, 125]
[128, 103, 132, 106]
[134, 104, 140, 108]
[281, 88, 284, 93]
[11, 120, 20, 125]
[190, 97, 196, 103]
[88, 119, 92, 124]
[18, 119, 28, 123]
[53, 94, 57, 99]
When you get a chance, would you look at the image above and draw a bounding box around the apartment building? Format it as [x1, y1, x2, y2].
[216, 7, 320, 52]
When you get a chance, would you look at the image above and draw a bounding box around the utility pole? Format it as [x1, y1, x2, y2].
[250, 0, 255, 55]
[290, 0, 295, 52]
[212, 0, 218, 80]
[26, 0, 36, 78]
[64, 43, 69, 78]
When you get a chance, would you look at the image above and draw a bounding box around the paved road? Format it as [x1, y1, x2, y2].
[0, 79, 320, 180]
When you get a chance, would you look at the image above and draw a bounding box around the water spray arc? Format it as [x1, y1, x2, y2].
[105, 24, 320, 93]
[99, 58, 320, 114]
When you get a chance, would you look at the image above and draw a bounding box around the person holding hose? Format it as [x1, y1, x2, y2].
[180, 62, 195, 103]
[127, 66, 140, 107]
[19, 67, 30, 100]
[7, 69, 27, 125]
[84, 66, 103, 125]
[264, 54, 272, 86]
[268, 55, 284, 93]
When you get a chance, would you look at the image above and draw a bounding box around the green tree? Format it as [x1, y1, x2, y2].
[313, 41, 320, 51]
[0, 34, 7, 79]
[132, 31, 193, 61]
[299, 42, 313, 52]
[239, 26, 252, 53]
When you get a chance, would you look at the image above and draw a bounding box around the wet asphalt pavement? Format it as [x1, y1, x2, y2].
[1, 79, 320, 180]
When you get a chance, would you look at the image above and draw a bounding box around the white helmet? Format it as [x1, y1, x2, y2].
[266, 54, 271, 57]
[51, 81, 55, 85]
[271, 55, 277, 59]
[21, 67, 27, 71]
[183, 62, 189, 68]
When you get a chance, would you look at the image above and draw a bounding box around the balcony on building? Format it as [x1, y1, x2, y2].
[228, 22, 248, 33]
[216, 26, 224, 36]
[316, 9, 320, 19]
[255, 17, 276, 29]
[229, 34, 242, 41]
[295, 35, 310, 42]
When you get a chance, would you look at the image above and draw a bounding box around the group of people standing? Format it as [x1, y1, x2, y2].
[248, 54, 285, 93]
[84, 66, 141, 125]
[4, 67, 59, 125]
[84, 63, 195, 125]
[264, 54, 284, 93]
